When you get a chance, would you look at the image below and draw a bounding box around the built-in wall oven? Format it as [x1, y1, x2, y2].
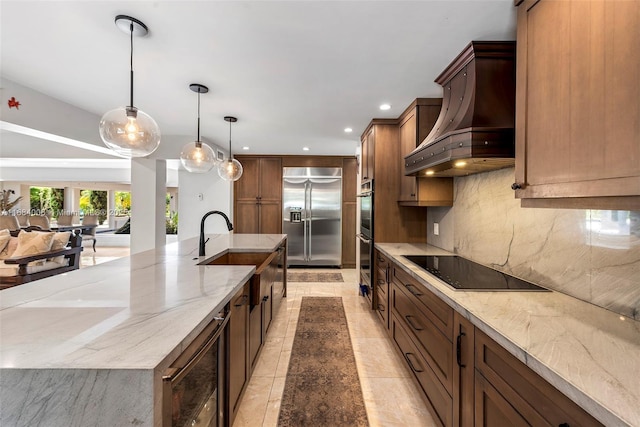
[163, 306, 229, 427]
[357, 180, 373, 306]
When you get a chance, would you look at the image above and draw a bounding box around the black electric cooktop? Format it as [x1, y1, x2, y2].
[403, 255, 548, 291]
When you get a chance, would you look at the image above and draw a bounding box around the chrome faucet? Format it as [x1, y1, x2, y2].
[199, 210, 234, 256]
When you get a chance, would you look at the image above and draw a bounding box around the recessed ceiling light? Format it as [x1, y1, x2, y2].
[379, 104, 391, 111]
[303, 147, 310, 151]
[242, 146, 250, 150]
[344, 127, 353, 133]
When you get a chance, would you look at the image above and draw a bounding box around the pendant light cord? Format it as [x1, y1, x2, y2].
[228, 120, 232, 158]
[129, 22, 134, 109]
[196, 91, 201, 142]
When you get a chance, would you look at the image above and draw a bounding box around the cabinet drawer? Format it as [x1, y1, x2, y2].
[374, 250, 390, 271]
[376, 267, 389, 294]
[376, 269, 389, 329]
[392, 265, 453, 337]
[375, 292, 388, 328]
[392, 282, 453, 395]
[391, 313, 452, 427]
[475, 330, 603, 427]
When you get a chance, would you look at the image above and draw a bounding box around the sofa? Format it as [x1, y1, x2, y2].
[0, 228, 83, 289]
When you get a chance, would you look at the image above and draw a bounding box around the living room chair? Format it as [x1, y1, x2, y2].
[81, 214, 98, 252]
[28, 215, 51, 230]
[15, 214, 29, 227]
[0, 215, 20, 231]
[56, 213, 75, 226]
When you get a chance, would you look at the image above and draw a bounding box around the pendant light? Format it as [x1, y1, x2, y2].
[180, 84, 216, 173]
[99, 15, 161, 157]
[217, 116, 243, 181]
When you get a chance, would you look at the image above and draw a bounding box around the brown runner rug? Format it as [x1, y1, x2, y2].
[278, 297, 369, 426]
[287, 272, 344, 283]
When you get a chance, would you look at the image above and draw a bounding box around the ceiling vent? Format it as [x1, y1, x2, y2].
[405, 41, 516, 177]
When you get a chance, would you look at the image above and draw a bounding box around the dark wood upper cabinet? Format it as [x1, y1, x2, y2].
[398, 99, 454, 206]
[234, 156, 282, 234]
[361, 127, 375, 182]
[514, 0, 640, 210]
[361, 120, 428, 243]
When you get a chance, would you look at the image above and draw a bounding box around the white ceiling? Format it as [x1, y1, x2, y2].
[0, 1, 517, 160]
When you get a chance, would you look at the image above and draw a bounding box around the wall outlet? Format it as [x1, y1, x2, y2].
[198, 193, 204, 201]
[434, 222, 440, 236]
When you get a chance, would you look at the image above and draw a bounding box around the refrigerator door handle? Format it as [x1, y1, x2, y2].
[308, 181, 312, 261]
[303, 181, 308, 262]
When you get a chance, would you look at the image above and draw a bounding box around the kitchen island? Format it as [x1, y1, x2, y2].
[0, 233, 286, 427]
[376, 243, 640, 427]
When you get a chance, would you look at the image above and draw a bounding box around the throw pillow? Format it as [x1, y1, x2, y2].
[0, 229, 11, 253]
[11, 231, 56, 265]
[0, 237, 18, 260]
[49, 231, 72, 264]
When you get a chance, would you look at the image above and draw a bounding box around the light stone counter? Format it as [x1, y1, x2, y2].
[376, 243, 640, 427]
[0, 233, 286, 427]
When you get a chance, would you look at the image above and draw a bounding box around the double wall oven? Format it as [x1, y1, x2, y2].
[357, 180, 373, 306]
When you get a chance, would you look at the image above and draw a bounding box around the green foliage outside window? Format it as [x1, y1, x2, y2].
[29, 187, 64, 217]
[115, 191, 131, 215]
[80, 190, 108, 225]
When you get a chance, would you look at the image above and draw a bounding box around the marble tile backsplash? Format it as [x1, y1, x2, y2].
[427, 167, 640, 319]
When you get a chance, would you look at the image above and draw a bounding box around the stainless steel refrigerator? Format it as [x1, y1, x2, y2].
[283, 167, 342, 267]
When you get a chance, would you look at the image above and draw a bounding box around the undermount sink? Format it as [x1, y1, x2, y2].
[199, 251, 279, 305]
[201, 252, 271, 267]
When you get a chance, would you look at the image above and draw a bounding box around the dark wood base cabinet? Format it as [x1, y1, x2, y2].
[379, 258, 603, 427]
[222, 243, 287, 426]
[391, 313, 453, 426]
[374, 249, 390, 328]
[227, 283, 250, 426]
[474, 329, 602, 427]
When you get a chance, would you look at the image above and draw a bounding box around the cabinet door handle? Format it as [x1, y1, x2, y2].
[262, 295, 269, 302]
[377, 304, 385, 312]
[456, 327, 466, 368]
[377, 279, 385, 286]
[511, 182, 523, 190]
[234, 295, 249, 307]
[405, 283, 423, 297]
[405, 315, 424, 331]
[404, 352, 424, 373]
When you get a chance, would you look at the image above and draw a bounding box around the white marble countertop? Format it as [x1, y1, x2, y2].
[0, 233, 287, 371]
[376, 243, 640, 427]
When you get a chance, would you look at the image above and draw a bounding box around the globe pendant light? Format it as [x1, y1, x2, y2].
[180, 84, 216, 173]
[217, 116, 243, 181]
[99, 15, 161, 157]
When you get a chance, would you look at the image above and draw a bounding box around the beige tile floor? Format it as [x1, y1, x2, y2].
[79, 246, 129, 268]
[233, 268, 438, 427]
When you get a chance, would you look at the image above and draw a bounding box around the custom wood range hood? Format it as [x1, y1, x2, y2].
[405, 41, 516, 177]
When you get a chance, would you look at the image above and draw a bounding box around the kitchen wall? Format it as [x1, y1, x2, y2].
[177, 168, 232, 241]
[427, 167, 640, 320]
